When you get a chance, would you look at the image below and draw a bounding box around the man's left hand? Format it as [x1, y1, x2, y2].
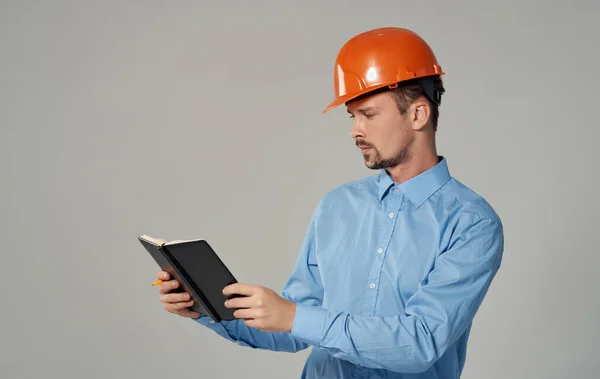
[222, 283, 296, 333]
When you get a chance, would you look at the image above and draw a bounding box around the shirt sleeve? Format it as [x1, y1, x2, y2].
[289, 215, 504, 373]
[194, 199, 326, 352]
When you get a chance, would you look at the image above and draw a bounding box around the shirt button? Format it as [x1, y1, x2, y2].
[209, 320, 215, 324]
[369, 283, 376, 289]
[377, 248, 383, 254]
[394, 188, 400, 192]
[388, 212, 394, 218]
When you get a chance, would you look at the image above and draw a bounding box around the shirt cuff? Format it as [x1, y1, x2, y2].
[194, 314, 219, 326]
[193, 316, 247, 343]
[290, 303, 328, 346]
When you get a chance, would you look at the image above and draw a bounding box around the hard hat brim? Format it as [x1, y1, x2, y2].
[322, 83, 393, 114]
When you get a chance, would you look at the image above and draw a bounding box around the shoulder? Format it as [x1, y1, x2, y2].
[317, 174, 379, 211]
[439, 177, 502, 224]
[434, 178, 504, 252]
[414, 177, 505, 269]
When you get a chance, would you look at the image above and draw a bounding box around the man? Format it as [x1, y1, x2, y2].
[156, 27, 504, 378]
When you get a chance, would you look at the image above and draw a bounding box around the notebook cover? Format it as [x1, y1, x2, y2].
[164, 240, 241, 322]
[139, 237, 240, 322]
[138, 237, 215, 319]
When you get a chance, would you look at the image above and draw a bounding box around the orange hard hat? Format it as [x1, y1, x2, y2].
[323, 27, 445, 114]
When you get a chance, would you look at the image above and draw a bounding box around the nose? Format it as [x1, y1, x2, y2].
[350, 117, 365, 140]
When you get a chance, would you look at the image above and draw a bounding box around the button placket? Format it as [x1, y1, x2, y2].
[367, 192, 404, 312]
[363, 190, 404, 315]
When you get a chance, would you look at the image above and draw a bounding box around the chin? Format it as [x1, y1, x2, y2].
[364, 160, 378, 170]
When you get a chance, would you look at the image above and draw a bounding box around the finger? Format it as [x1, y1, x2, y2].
[233, 307, 261, 320]
[159, 280, 179, 294]
[157, 271, 170, 280]
[164, 300, 194, 313]
[160, 292, 191, 303]
[224, 296, 254, 309]
[223, 283, 258, 297]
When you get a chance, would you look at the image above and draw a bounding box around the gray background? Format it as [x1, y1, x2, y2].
[1, 1, 598, 378]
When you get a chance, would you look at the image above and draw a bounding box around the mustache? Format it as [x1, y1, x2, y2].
[356, 140, 374, 148]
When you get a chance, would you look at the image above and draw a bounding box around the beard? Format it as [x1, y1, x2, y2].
[358, 139, 413, 170]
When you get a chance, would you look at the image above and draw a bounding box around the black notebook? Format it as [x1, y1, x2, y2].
[138, 235, 243, 322]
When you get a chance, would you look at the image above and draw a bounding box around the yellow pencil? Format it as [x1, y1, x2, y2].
[152, 280, 163, 286]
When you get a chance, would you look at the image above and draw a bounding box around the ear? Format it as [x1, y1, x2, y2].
[410, 99, 431, 131]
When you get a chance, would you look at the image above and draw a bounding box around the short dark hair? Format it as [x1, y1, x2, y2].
[388, 76, 444, 132]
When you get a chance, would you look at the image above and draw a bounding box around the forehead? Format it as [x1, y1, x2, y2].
[346, 90, 394, 112]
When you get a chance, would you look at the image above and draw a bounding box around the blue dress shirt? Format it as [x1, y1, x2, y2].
[195, 156, 504, 378]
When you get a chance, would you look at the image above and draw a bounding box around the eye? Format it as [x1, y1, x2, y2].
[365, 114, 375, 119]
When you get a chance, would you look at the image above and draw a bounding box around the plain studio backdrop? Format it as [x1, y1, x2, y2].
[1, 1, 599, 378]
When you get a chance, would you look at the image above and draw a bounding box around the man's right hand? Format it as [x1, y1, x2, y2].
[156, 271, 202, 319]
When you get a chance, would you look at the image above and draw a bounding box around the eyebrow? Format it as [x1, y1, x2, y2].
[347, 106, 378, 115]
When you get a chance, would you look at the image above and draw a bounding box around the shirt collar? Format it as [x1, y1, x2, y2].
[377, 156, 451, 207]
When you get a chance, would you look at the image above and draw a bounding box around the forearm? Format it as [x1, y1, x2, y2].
[290, 304, 443, 373]
[194, 315, 308, 353]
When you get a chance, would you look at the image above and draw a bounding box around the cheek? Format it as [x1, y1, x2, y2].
[370, 119, 406, 152]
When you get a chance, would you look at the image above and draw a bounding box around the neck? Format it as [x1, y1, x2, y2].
[386, 137, 439, 183]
